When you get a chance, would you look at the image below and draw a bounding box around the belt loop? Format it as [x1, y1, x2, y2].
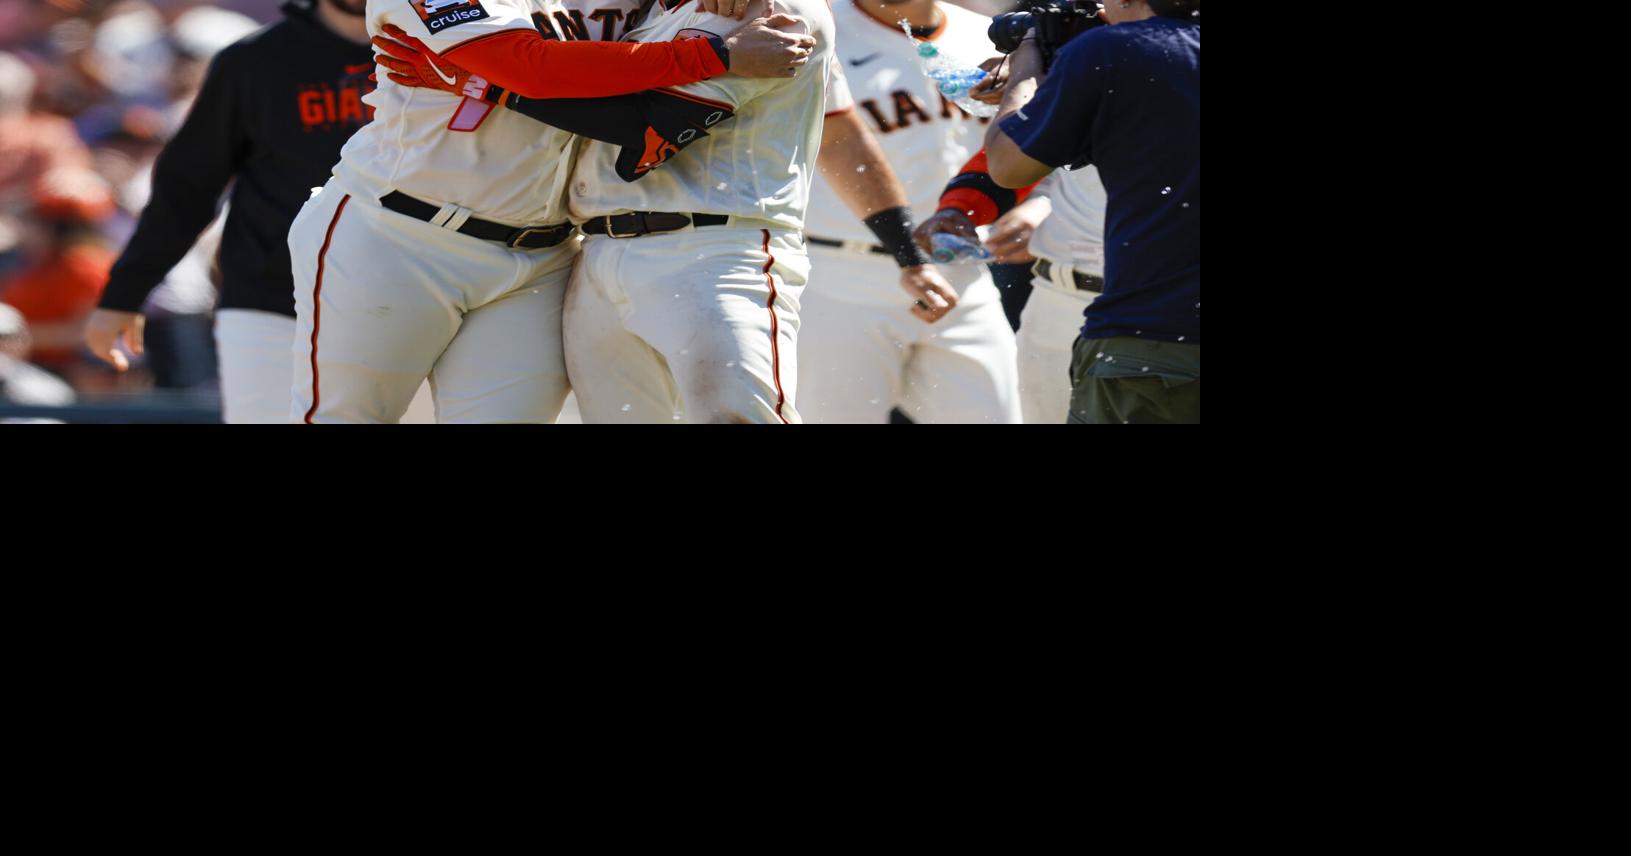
[443, 206, 473, 232]
[430, 203, 473, 231]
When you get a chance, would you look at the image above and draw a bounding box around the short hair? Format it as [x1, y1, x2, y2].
[1147, 0, 1200, 20]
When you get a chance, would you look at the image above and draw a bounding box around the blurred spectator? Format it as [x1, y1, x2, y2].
[1, 49, 96, 280]
[0, 300, 76, 408]
[0, 165, 115, 371]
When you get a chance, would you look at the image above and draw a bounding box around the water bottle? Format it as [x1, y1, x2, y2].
[935, 68, 988, 99]
[907, 27, 998, 118]
[931, 232, 994, 264]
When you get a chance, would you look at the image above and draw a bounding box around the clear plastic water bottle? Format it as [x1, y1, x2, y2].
[935, 68, 989, 99]
[931, 232, 994, 264]
[906, 26, 998, 118]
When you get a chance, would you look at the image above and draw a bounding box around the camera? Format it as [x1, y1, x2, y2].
[989, 1, 1105, 69]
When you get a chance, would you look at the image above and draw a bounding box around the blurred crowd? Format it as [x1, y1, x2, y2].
[0, 0, 280, 403]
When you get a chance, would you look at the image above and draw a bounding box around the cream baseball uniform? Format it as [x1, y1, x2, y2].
[795, 0, 1019, 424]
[563, 0, 836, 423]
[1020, 164, 1107, 424]
[288, 0, 645, 424]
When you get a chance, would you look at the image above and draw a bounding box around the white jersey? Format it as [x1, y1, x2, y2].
[805, 0, 995, 243]
[335, 0, 645, 227]
[1030, 165, 1108, 276]
[568, 0, 838, 231]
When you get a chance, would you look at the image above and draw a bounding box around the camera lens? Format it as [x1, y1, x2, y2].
[988, 12, 1034, 55]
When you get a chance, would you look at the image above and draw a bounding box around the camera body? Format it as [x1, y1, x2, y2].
[989, 1, 1105, 69]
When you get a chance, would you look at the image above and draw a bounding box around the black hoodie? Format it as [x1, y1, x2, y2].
[99, 0, 374, 318]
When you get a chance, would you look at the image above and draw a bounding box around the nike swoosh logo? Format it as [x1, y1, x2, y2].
[848, 52, 882, 67]
[426, 56, 457, 86]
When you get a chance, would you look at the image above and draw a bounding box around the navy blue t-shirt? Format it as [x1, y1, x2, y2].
[999, 17, 1200, 343]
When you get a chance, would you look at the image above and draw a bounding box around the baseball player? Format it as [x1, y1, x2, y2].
[916, 159, 1108, 425]
[559, 0, 838, 424]
[288, 0, 813, 423]
[794, 0, 1023, 424]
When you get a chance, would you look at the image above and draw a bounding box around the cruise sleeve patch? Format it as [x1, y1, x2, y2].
[410, 0, 491, 33]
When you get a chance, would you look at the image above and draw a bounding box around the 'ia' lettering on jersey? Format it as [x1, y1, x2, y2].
[805, 0, 998, 244]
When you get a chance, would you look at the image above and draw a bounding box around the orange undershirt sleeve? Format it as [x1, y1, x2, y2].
[442, 30, 727, 100]
[937, 150, 1039, 226]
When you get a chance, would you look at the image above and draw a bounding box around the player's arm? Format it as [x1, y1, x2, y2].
[86, 45, 249, 371]
[985, 31, 1102, 188]
[504, 85, 740, 181]
[377, 28, 742, 181]
[912, 148, 1042, 258]
[374, 20, 799, 180]
[383, 0, 812, 102]
[815, 107, 957, 324]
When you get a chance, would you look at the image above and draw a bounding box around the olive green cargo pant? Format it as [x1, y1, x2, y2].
[1068, 336, 1200, 424]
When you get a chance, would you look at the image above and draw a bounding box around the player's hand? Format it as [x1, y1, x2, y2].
[83, 308, 144, 372]
[912, 207, 979, 256]
[699, 0, 754, 19]
[724, 2, 816, 78]
[969, 56, 1009, 104]
[986, 195, 1051, 264]
[901, 265, 957, 324]
[373, 23, 473, 95]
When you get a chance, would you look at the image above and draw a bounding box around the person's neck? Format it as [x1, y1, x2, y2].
[315, 2, 369, 44]
[1116, 2, 1158, 23]
[859, 0, 942, 32]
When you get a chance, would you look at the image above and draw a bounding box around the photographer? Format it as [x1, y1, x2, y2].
[984, 0, 1198, 424]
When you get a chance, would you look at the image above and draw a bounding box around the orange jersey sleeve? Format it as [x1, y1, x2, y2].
[442, 30, 727, 100]
[937, 150, 1038, 226]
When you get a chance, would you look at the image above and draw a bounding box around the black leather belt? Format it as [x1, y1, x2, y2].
[806, 236, 891, 256]
[1034, 258, 1105, 294]
[380, 191, 573, 249]
[580, 212, 730, 238]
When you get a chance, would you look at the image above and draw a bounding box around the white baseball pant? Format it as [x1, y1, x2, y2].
[796, 246, 1021, 424]
[1018, 269, 1099, 425]
[563, 226, 807, 424]
[287, 179, 576, 424]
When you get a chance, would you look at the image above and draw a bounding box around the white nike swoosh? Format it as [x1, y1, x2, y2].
[426, 56, 457, 86]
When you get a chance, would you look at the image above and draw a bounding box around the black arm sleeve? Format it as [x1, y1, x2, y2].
[863, 207, 933, 269]
[486, 86, 735, 182]
[99, 48, 249, 312]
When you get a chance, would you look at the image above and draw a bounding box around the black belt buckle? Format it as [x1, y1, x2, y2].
[602, 215, 640, 239]
[507, 225, 563, 249]
[1035, 258, 1103, 294]
[1075, 272, 1105, 293]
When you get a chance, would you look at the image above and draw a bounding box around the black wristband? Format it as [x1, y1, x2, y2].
[482, 83, 508, 105]
[863, 206, 932, 268]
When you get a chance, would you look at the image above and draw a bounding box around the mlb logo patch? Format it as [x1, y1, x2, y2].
[410, 0, 490, 32]
[674, 28, 717, 41]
